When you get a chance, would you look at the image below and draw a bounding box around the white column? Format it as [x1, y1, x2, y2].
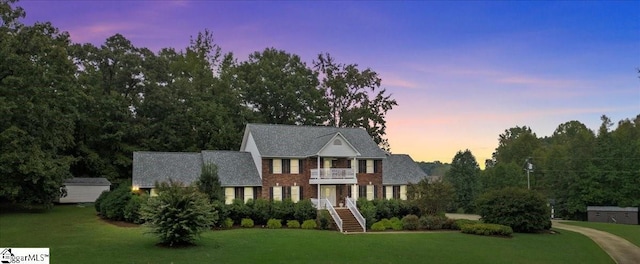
[317, 156, 321, 206]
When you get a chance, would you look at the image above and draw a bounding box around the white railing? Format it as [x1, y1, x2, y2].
[324, 198, 343, 233]
[346, 197, 366, 232]
[310, 168, 355, 179]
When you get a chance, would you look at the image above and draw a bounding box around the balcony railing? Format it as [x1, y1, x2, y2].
[310, 168, 355, 179]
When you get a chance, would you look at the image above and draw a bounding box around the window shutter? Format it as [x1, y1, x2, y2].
[224, 187, 234, 205]
[299, 159, 304, 172]
[291, 159, 299, 174]
[270, 187, 274, 201]
[382, 186, 387, 199]
[374, 160, 380, 173]
[269, 159, 273, 174]
[299, 186, 303, 200]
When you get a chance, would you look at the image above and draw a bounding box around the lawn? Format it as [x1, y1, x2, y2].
[562, 221, 640, 247]
[0, 205, 614, 264]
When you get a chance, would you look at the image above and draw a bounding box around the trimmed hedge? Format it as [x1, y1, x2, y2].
[460, 223, 513, 237]
[301, 219, 317, 229]
[452, 219, 480, 230]
[266, 218, 282, 229]
[286, 220, 300, 228]
[419, 215, 446, 230]
[402, 214, 419, 230]
[222, 218, 234, 229]
[390, 217, 403, 231]
[240, 218, 254, 228]
[476, 187, 551, 233]
[371, 222, 386, 231]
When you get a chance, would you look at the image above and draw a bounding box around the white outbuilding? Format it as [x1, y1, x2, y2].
[59, 177, 111, 203]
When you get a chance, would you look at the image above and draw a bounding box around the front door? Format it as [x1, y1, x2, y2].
[320, 185, 337, 207]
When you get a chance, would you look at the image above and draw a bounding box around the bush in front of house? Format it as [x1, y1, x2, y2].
[250, 198, 271, 225]
[402, 214, 419, 230]
[272, 199, 295, 221]
[211, 200, 228, 227]
[227, 199, 250, 224]
[357, 199, 378, 229]
[390, 217, 403, 230]
[94, 190, 110, 213]
[140, 180, 217, 247]
[99, 181, 133, 221]
[379, 218, 392, 229]
[240, 218, 254, 228]
[317, 210, 332, 230]
[286, 220, 300, 228]
[294, 199, 317, 223]
[419, 215, 446, 230]
[371, 221, 386, 231]
[267, 218, 282, 229]
[460, 223, 513, 237]
[222, 218, 234, 229]
[301, 219, 317, 229]
[124, 193, 147, 224]
[475, 187, 551, 233]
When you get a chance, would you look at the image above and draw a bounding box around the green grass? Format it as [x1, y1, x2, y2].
[562, 221, 640, 247]
[0, 205, 614, 264]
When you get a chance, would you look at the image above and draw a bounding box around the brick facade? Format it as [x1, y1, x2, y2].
[261, 157, 383, 202]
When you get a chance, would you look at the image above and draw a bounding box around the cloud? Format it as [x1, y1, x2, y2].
[381, 75, 418, 89]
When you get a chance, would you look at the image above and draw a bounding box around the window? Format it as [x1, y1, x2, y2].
[272, 159, 282, 174]
[358, 160, 367, 173]
[347, 159, 353, 168]
[291, 159, 299, 174]
[224, 187, 235, 204]
[282, 159, 291, 174]
[235, 187, 244, 201]
[358, 185, 367, 198]
[244, 187, 253, 203]
[399, 185, 407, 200]
[393, 186, 401, 199]
[271, 186, 283, 201]
[334, 139, 342, 145]
[291, 186, 301, 202]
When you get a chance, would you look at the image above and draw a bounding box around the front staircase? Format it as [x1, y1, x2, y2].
[334, 208, 365, 233]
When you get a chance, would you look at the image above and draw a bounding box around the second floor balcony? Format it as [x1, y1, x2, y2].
[310, 168, 356, 184]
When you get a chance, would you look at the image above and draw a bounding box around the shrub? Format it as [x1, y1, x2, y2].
[251, 198, 271, 225]
[222, 218, 234, 229]
[442, 218, 456, 230]
[301, 219, 317, 229]
[461, 223, 513, 237]
[100, 181, 133, 221]
[227, 199, 250, 224]
[419, 215, 446, 230]
[94, 190, 110, 214]
[386, 199, 402, 218]
[476, 187, 551, 233]
[267, 218, 282, 229]
[317, 210, 332, 230]
[124, 194, 147, 224]
[390, 217, 403, 230]
[196, 163, 224, 202]
[294, 199, 317, 222]
[402, 214, 419, 230]
[140, 181, 217, 247]
[286, 220, 300, 228]
[374, 199, 391, 220]
[451, 219, 480, 230]
[272, 199, 295, 221]
[379, 218, 392, 229]
[240, 218, 254, 228]
[211, 200, 228, 227]
[371, 222, 386, 231]
[358, 201, 377, 229]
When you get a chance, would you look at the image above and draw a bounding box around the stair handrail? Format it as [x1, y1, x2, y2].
[346, 197, 366, 232]
[323, 198, 343, 232]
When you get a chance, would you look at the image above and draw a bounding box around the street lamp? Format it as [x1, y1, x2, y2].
[524, 159, 534, 190]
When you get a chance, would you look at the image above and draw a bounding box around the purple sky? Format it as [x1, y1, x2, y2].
[19, 0, 640, 166]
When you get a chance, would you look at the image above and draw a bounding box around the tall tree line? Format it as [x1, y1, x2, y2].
[0, 1, 397, 207]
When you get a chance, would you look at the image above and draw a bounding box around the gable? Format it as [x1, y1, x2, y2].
[317, 133, 360, 157]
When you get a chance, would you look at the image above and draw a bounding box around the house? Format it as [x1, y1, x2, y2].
[132, 124, 429, 206]
[58, 177, 111, 203]
[587, 206, 639, 225]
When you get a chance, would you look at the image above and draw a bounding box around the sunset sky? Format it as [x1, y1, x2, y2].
[19, 1, 640, 167]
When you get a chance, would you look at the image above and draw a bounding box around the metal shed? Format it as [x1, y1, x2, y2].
[59, 177, 111, 203]
[586, 206, 639, 225]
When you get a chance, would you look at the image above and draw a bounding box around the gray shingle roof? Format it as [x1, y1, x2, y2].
[382, 154, 429, 185]
[132, 151, 261, 188]
[63, 177, 111, 186]
[243, 123, 387, 158]
[201, 151, 262, 186]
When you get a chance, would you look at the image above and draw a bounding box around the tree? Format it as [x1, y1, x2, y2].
[445, 150, 480, 213]
[407, 178, 455, 215]
[196, 163, 223, 202]
[493, 126, 540, 165]
[1, 1, 79, 207]
[479, 162, 526, 194]
[233, 48, 328, 125]
[141, 180, 217, 247]
[476, 187, 551, 233]
[314, 53, 397, 150]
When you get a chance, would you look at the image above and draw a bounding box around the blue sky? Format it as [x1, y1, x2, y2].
[19, 0, 640, 166]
